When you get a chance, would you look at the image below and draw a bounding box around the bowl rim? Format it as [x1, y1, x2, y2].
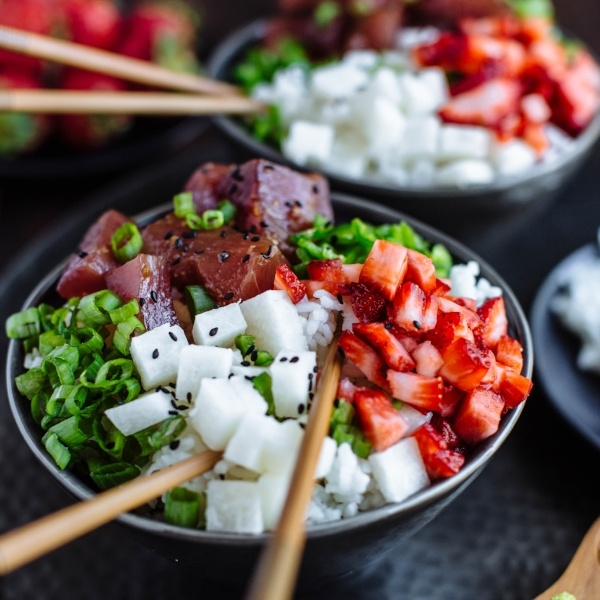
[205, 18, 600, 200]
[5, 191, 532, 546]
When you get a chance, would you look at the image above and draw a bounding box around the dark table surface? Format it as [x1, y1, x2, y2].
[1, 1, 600, 599]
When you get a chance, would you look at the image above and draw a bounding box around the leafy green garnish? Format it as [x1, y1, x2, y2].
[505, 0, 554, 19]
[314, 1, 340, 27]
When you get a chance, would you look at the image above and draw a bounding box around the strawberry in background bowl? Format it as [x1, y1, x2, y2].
[206, 0, 600, 226]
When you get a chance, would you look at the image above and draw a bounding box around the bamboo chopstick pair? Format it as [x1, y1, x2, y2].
[0, 25, 265, 115]
[0, 326, 343, 600]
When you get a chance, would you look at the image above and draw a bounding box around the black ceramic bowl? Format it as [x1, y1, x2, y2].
[206, 19, 600, 228]
[5, 192, 532, 591]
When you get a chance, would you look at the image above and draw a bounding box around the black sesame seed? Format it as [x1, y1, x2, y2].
[250, 350, 258, 362]
[172, 256, 181, 266]
[242, 254, 250, 263]
[220, 229, 228, 238]
[309, 392, 314, 401]
[171, 399, 178, 409]
[182, 230, 195, 239]
[219, 251, 230, 262]
[290, 356, 299, 363]
[77, 250, 88, 258]
[168, 410, 178, 416]
[175, 237, 183, 249]
[219, 474, 226, 480]
[187, 392, 192, 402]
[170, 440, 180, 450]
[333, 398, 340, 408]
[228, 373, 234, 379]
[312, 184, 319, 194]
[228, 183, 238, 196]
[336, 293, 343, 304]
[308, 373, 314, 380]
[164, 230, 174, 240]
[224, 292, 234, 300]
[264, 164, 274, 170]
[249, 224, 257, 233]
[231, 167, 243, 181]
[195, 248, 204, 254]
[245, 375, 254, 381]
[182, 244, 189, 253]
[384, 322, 393, 330]
[251, 235, 260, 242]
[285, 201, 294, 209]
[139, 297, 145, 307]
[298, 403, 305, 414]
[150, 290, 158, 302]
[246, 345, 255, 357]
[299, 422, 306, 430]
[169, 331, 178, 341]
[178, 404, 189, 410]
[295, 200, 302, 207]
[262, 245, 273, 259]
[260, 221, 269, 228]
[209, 327, 218, 337]
[280, 357, 288, 362]
[241, 360, 250, 367]
[152, 348, 159, 359]
[313, 366, 318, 373]
[413, 320, 421, 330]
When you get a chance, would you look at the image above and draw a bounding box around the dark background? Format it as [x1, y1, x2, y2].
[1, 1, 600, 598]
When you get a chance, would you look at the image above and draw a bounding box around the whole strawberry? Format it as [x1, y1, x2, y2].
[58, 0, 121, 50]
[0, 70, 51, 155]
[116, 0, 202, 74]
[54, 68, 132, 149]
[0, 0, 59, 74]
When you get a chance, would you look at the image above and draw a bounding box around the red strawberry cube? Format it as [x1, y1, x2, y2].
[359, 239, 407, 301]
[452, 387, 505, 446]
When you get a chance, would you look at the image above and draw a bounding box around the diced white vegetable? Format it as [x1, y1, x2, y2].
[282, 120, 334, 166]
[438, 125, 492, 161]
[396, 115, 440, 161]
[240, 290, 307, 355]
[270, 350, 317, 418]
[412, 341, 444, 377]
[129, 323, 188, 390]
[175, 345, 233, 402]
[327, 131, 368, 179]
[397, 403, 432, 436]
[271, 65, 308, 122]
[491, 138, 537, 176]
[366, 97, 407, 158]
[325, 443, 370, 502]
[205, 480, 264, 534]
[396, 26, 441, 51]
[341, 49, 379, 69]
[192, 302, 247, 347]
[369, 68, 403, 105]
[105, 389, 174, 436]
[399, 72, 440, 115]
[188, 376, 267, 450]
[311, 63, 369, 100]
[258, 473, 290, 531]
[315, 436, 338, 480]
[260, 418, 304, 475]
[368, 437, 430, 503]
[435, 159, 495, 187]
[418, 67, 449, 109]
[409, 159, 436, 186]
[224, 413, 279, 473]
[230, 364, 269, 378]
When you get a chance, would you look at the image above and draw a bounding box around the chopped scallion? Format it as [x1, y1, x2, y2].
[111, 222, 142, 264]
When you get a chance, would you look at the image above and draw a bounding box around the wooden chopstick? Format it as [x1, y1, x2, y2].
[0, 89, 266, 115]
[0, 24, 240, 97]
[0, 449, 221, 576]
[244, 326, 343, 600]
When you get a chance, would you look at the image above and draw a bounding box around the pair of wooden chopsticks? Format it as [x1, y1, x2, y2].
[0, 25, 265, 115]
[0, 332, 342, 600]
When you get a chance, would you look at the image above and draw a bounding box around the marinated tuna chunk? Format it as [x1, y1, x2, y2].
[57, 209, 131, 299]
[182, 162, 234, 213]
[141, 214, 288, 305]
[105, 254, 178, 330]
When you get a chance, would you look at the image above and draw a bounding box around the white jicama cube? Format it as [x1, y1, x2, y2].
[258, 473, 291, 531]
[397, 403, 432, 436]
[192, 302, 247, 347]
[175, 345, 234, 402]
[325, 443, 370, 502]
[205, 480, 264, 534]
[188, 376, 267, 450]
[397, 115, 440, 161]
[328, 132, 368, 179]
[315, 436, 338, 480]
[409, 159, 436, 187]
[282, 120, 334, 166]
[491, 138, 537, 176]
[399, 72, 439, 115]
[418, 67, 449, 109]
[271, 65, 307, 121]
[342, 49, 378, 69]
[435, 159, 495, 187]
[224, 413, 280, 473]
[368, 437, 430, 503]
[438, 125, 492, 161]
[366, 97, 407, 158]
[240, 290, 307, 355]
[260, 418, 304, 475]
[370, 67, 403, 105]
[105, 389, 174, 436]
[311, 62, 369, 100]
[270, 350, 317, 418]
[129, 323, 188, 390]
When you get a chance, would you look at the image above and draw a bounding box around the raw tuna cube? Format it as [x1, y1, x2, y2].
[104, 388, 174, 436]
[129, 323, 188, 390]
[188, 376, 267, 450]
[182, 162, 234, 213]
[105, 253, 178, 331]
[192, 302, 247, 347]
[206, 480, 264, 534]
[175, 345, 234, 402]
[270, 349, 317, 418]
[241, 290, 307, 355]
[368, 437, 430, 503]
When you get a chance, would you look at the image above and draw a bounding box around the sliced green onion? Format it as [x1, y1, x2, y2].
[173, 191, 195, 217]
[30, 392, 48, 424]
[15, 367, 47, 400]
[165, 487, 200, 528]
[39, 330, 66, 355]
[89, 461, 140, 491]
[5, 307, 41, 339]
[201, 209, 224, 230]
[185, 213, 203, 230]
[314, 1, 340, 26]
[332, 423, 372, 459]
[134, 415, 186, 457]
[81, 358, 134, 390]
[112, 316, 145, 355]
[184, 285, 216, 316]
[48, 415, 90, 449]
[77, 290, 122, 328]
[111, 222, 142, 264]
[93, 416, 127, 459]
[43, 432, 71, 469]
[42, 345, 80, 386]
[216, 199, 236, 224]
[114, 378, 142, 405]
[109, 299, 139, 324]
[69, 327, 104, 355]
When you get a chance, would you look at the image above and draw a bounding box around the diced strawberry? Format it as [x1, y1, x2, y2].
[341, 263, 363, 282]
[446, 296, 477, 312]
[498, 366, 533, 408]
[303, 279, 351, 298]
[413, 423, 465, 479]
[432, 278, 452, 296]
[477, 296, 508, 350]
[353, 322, 416, 372]
[423, 311, 462, 349]
[348, 282, 388, 323]
[439, 78, 521, 129]
[412, 340, 444, 377]
[387, 370, 444, 412]
[337, 377, 358, 403]
[338, 330, 389, 390]
[439, 337, 492, 392]
[59, 0, 121, 50]
[517, 16, 554, 44]
[495, 335, 523, 372]
[430, 411, 462, 447]
[438, 296, 481, 332]
[359, 239, 407, 301]
[307, 258, 347, 282]
[452, 387, 505, 446]
[522, 122, 549, 156]
[392, 282, 427, 334]
[439, 384, 464, 418]
[273, 263, 307, 303]
[459, 15, 520, 38]
[354, 387, 409, 452]
[412, 31, 469, 71]
[405, 249, 437, 294]
[520, 93, 551, 124]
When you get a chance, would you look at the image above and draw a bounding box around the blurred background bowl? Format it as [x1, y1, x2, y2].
[5, 190, 532, 591]
[206, 19, 600, 235]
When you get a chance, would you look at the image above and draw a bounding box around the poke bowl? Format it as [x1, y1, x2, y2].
[206, 1, 600, 227]
[5, 157, 533, 590]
